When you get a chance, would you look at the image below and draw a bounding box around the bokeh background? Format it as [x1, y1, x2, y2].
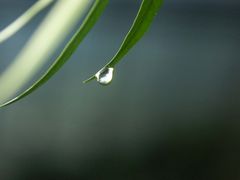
[0, 0, 240, 179]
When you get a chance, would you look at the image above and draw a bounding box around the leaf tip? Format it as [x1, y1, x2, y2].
[83, 75, 96, 84]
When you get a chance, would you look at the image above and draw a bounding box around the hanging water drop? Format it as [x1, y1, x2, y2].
[95, 67, 114, 85]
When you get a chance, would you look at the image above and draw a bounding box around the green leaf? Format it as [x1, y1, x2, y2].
[84, 0, 164, 83]
[0, 0, 54, 44]
[0, 0, 109, 108]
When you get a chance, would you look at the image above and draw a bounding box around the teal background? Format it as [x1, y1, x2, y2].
[0, 0, 240, 179]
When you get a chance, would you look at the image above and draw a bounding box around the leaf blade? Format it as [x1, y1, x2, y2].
[0, 0, 109, 108]
[0, 0, 54, 44]
[84, 0, 164, 83]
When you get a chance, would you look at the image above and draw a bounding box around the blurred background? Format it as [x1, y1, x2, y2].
[0, 0, 240, 179]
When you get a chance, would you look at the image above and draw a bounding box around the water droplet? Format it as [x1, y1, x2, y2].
[95, 67, 114, 85]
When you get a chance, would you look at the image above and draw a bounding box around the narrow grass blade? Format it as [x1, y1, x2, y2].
[83, 0, 164, 83]
[0, 0, 109, 108]
[0, 0, 92, 105]
[0, 0, 54, 44]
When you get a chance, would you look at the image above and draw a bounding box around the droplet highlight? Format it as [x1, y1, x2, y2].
[95, 67, 114, 85]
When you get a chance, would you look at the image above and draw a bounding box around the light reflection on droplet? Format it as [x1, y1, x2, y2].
[95, 67, 114, 85]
